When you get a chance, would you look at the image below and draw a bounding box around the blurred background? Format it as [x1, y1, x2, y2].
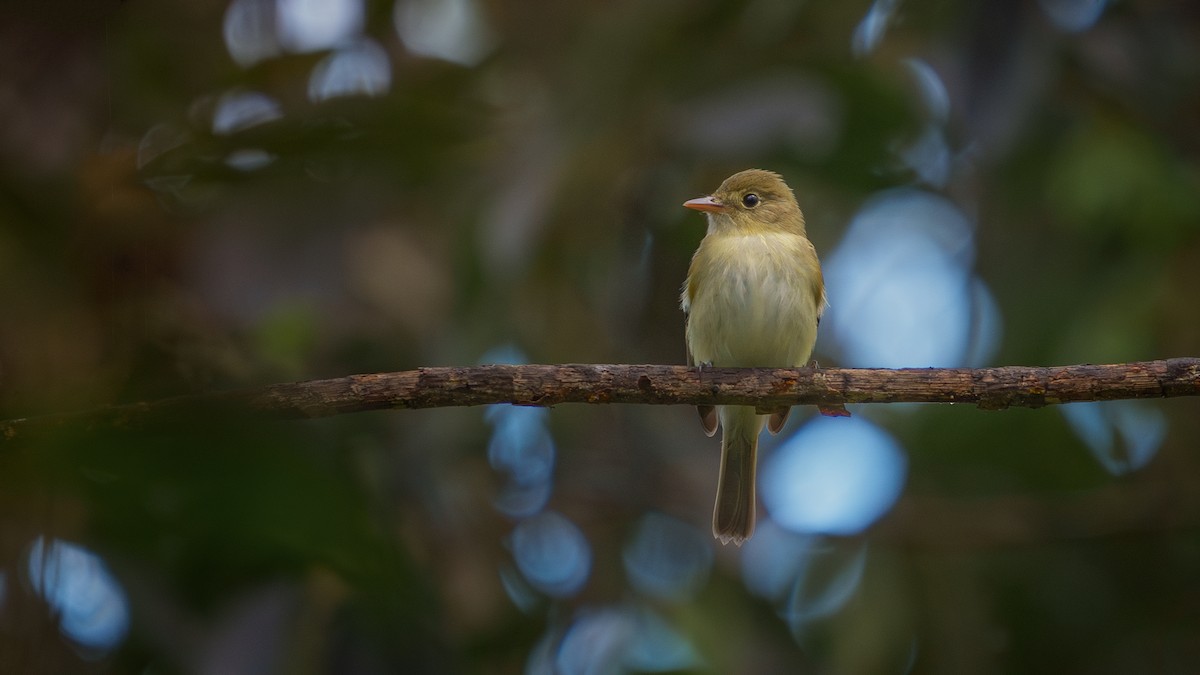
[2, 0, 1199, 672]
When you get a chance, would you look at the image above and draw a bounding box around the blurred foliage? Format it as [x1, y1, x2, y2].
[1, 0, 1199, 673]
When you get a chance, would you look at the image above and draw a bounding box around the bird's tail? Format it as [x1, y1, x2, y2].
[713, 406, 765, 545]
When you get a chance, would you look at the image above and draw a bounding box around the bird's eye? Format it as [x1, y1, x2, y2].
[742, 193, 760, 208]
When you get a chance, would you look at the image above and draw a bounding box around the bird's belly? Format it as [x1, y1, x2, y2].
[687, 260, 819, 368]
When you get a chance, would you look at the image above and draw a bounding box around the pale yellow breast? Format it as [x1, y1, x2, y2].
[684, 232, 822, 368]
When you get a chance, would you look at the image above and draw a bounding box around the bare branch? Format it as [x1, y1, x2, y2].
[2, 359, 1198, 442]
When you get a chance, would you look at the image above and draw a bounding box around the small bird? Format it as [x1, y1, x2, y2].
[681, 169, 826, 545]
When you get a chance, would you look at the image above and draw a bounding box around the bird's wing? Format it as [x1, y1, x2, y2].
[803, 237, 827, 325]
[683, 270, 718, 437]
[685, 321, 719, 437]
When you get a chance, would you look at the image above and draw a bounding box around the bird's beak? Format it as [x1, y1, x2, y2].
[683, 196, 725, 213]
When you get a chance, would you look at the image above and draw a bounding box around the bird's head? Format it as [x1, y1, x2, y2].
[683, 169, 806, 235]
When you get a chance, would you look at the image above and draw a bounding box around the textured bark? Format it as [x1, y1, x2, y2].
[2, 358, 1198, 442]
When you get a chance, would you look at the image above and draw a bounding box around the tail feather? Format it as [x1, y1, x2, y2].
[713, 407, 762, 545]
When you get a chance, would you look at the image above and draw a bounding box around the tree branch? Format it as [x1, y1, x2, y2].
[3, 358, 1198, 442]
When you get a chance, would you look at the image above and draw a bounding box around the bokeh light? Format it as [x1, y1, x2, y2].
[510, 512, 592, 598]
[223, 0, 282, 66]
[212, 90, 283, 136]
[622, 513, 712, 602]
[526, 605, 702, 675]
[742, 522, 870, 632]
[482, 345, 556, 518]
[394, 0, 496, 66]
[308, 40, 392, 102]
[277, 0, 363, 53]
[761, 416, 907, 536]
[487, 402, 555, 517]
[1061, 400, 1166, 475]
[903, 58, 951, 125]
[1038, 0, 1110, 32]
[852, 0, 901, 57]
[26, 538, 130, 654]
[822, 189, 1001, 369]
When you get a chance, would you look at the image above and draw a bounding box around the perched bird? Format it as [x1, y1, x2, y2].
[681, 169, 826, 545]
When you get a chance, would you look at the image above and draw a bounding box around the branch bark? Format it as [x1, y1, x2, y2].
[2, 358, 1198, 442]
